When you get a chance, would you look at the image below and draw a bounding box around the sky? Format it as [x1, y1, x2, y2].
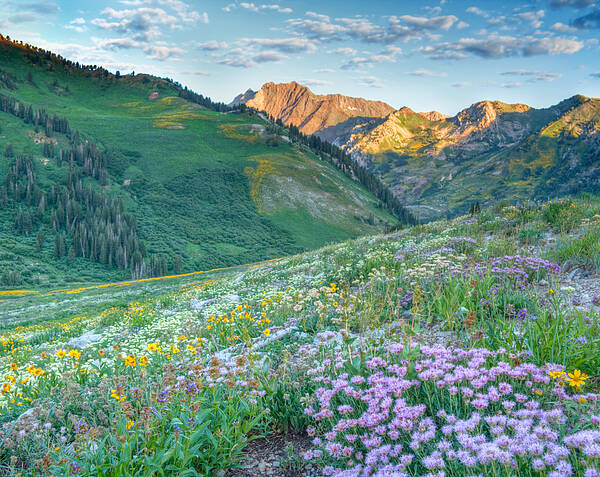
[0, 0, 599, 114]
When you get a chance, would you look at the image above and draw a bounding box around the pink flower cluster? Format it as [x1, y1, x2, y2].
[303, 340, 599, 477]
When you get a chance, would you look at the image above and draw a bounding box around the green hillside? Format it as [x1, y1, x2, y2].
[0, 38, 397, 288]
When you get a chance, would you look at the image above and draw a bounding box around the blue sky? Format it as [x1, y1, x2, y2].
[0, 0, 599, 114]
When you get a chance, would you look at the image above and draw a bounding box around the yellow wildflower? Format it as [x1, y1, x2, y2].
[566, 369, 588, 390]
[263, 329, 271, 337]
[124, 355, 136, 366]
[56, 349, 66, 358]
[69, 350, 81, 360]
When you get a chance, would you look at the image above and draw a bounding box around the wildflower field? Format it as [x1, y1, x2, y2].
[1, 196, 600, 476]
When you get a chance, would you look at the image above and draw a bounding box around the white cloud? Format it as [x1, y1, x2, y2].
[466, 6, 489, 18]
[196, 40, 228, 51]
[300, 78, 333, 86]
[357, 75, 384, 88]
[409, 68, 447, 77]
[550, 22, 578, 33]
[243, 37, 317, 53]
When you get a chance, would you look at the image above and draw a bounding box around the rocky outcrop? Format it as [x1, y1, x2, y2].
[233, 81, 394, 136]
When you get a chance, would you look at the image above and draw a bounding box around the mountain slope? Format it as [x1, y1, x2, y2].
[234, 82, 600, 220]
[0, 38, 398, 288]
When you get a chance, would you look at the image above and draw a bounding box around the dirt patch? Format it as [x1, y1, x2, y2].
[224, 433, 319, 477]
[29, 130, 57, 145]
[149, 91, 159, 100]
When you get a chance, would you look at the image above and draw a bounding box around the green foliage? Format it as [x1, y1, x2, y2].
[547, 227, 600, 270]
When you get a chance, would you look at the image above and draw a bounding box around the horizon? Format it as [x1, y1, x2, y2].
[0, 0, 599, 114]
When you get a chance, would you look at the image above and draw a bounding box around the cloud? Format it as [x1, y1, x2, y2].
[590, 72, 600, 78]
[182, 70, 210, 76]
[335, 47, 357, 56]
[466, 6, 489, 18]
[228, 3, 292, 13]
[337, 17, 387, 42]
[399, 14, 458, 30]
[92, 36, 184, 60]
[65, 17, 86, 33]
[91, 7, 181, 41]
[341, 54, 396, 70]
[252, 50, 287, 62]
[572, 9, 600, 29]
[94, 37, 141, 50]
[550, 0, 596, 8]
[8, 13, 39, 23]
[457, 21, 469, 29]
[119, 0, 208, 24]
[512, 10, 545, 29]
[289, 11, 460, 44]
[217, 57, 256, 68]
[357, 75, 384, 88]
[197, 40, 228, 51]
[409, 68, 447, 77]
[451, 82, 470, 87]
[15, 2, 60, 14]
[91, 3, 207, 42]
[550, 22, 578, 33]
[144, 45, 185, 60]
[300, 78, 333, 86]
[501, 69, 562, 82]
[243, 37, 317, 53]
[313, 68, 335, 73]
[500, 81, 522, 88]
[423, 34, 584, 59]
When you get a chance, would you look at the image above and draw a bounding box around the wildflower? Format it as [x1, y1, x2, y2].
[124, 355, 136, 366]
[170, 345, 180, 354]
[177, 335, 188, 341]
[10, 363, 17, 371]
[566, 369, 588, 390]
[263, 329, 271, 337]
[138, 356, 149, 366]
[98, 350, 105, 356]
[56, 349, 66, 358]
[69, 350, 81, 359]
[548, 288, 555, 295]
[110, 389, 125, 401]
[548, 371, 566, 380]
[126, 419, 134, 430]
[1, 382, 11, 394]
[147, 343, 158, 352]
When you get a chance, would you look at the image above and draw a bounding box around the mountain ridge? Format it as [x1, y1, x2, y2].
[233, 82, 600, 219]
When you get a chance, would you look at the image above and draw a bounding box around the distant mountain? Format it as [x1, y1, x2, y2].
[232, 82, 395, 140]
[233, 83, 600, 219]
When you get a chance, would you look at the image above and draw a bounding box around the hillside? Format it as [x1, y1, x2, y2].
[234, 83, 600, 220]
[1, 195, 600, 475]
[0, 38, 399, 288]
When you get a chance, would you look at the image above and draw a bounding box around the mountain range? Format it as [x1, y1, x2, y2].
[232, 82, 600, 219]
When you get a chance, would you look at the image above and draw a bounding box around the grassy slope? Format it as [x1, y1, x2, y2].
[0, 40, 396, 288]
[0, 196, 599, 475]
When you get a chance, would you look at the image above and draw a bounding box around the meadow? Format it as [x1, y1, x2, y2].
[1, 195, 600, 476]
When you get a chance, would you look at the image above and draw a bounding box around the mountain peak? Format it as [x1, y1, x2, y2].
[232, 81, 395, 136]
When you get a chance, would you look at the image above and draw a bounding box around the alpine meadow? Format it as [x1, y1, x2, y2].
[1, 1, 600, 476]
